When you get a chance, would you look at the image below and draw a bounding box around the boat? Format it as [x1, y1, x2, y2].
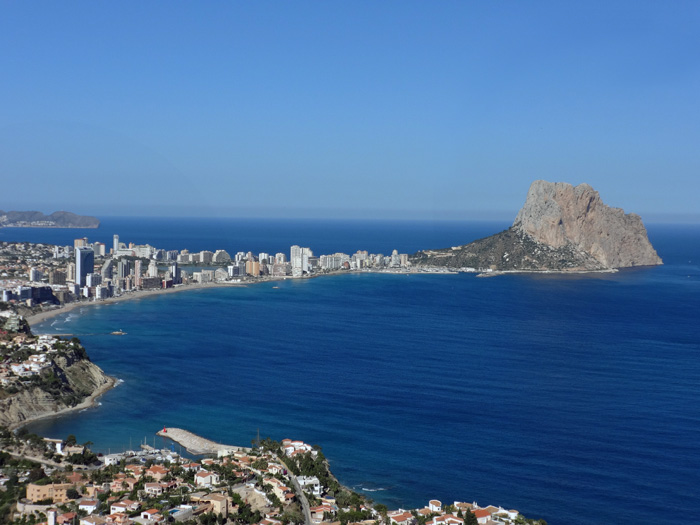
[111, 330, 127, 335]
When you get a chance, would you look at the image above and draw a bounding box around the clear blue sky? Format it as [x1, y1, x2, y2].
[1, 1, 699, 221]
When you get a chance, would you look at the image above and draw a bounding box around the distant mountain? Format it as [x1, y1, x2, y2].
[412, 180, 662, 272]
[0, 210, 100, 228]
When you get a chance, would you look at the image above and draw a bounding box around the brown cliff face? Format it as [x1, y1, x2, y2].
[513, 181, 662, 268]
[411, 180, 662, 271]
[0, 347, 112, 429]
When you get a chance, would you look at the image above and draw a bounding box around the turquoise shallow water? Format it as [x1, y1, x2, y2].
[8, 219, 700, 525]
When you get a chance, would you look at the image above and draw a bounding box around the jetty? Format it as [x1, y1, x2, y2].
[157, 427, 250, 456]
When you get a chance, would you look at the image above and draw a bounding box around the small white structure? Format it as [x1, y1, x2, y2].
[298, 475, 322, 497]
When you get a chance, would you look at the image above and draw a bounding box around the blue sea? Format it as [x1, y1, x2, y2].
[2, 218, 700, 525]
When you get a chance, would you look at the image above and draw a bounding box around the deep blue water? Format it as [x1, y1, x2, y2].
[4, 219, 700, 525]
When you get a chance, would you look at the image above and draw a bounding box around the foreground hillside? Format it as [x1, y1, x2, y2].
[0, 309, 113, 429]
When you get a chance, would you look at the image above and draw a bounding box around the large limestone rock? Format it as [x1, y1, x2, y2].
[411, 180, 662, 272]
[513, 180, 662, 268]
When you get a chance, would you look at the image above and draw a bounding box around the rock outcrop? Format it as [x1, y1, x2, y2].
[513, 180, 662, 268]
[411, 180, 662, 272]
[0, 344, 113, 429]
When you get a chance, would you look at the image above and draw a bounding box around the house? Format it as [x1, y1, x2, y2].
[309, 504, 334, 524]
[144, 482, 165, 496]
[453, 502, 474, 514]
[110, 476, 137, 492]
[472, 509, 492, 524]
[121, 499, 141, 512]
[57, 513, 78, 524]
[80, 515, 107, 525]
[66, 471, 86, 486]
[389, 512, 414, 525]
[145, 465, 169, 481]
[140, 509, 164, 522]
[202, 493, 229, 517]
[194, 470, 220, 487]
[110, 502, 129, 515]
[267, 463, 285, 475]
[105, 512, 132, 524]
[125, 464, 145, 476]
[428, 500, 442, 513]
[78, 499, 99, 514]
[298, 476, 321, 497]
[281, 439, 316, 457]
[427, 514, 463, 525]
[27, 482, 73, 503]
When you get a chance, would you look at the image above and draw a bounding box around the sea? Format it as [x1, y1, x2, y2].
[2, 217, 699, 525]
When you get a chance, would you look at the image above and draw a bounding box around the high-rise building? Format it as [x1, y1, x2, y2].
[29, 267, 42, 282]
[134, 260, 143, 287]
[118, 259, 130, 279]
[75, 247, 94, 287]
[93, 242, 106, 257]
[245, 260, 260, 277]
[48, 270, 67, 285]
[74, 237, 88, 248]
[147, 260, 158, 278]
[113, 234, 119, 254]
[213, 250, 231, 263]
[171, 262, 181, 284]
[67, 262, 76, 282]
[101, 259, 114, 280]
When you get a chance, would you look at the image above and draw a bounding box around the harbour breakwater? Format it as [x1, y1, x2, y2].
[157, 427, 250, 455]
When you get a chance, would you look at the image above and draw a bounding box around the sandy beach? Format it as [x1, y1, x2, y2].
[25, 280, 254, 327]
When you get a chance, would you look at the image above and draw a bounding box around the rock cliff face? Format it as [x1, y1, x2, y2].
[513, 180, 662, 268]
[0, 346, 112, 429]
[412, 180, 662, 272]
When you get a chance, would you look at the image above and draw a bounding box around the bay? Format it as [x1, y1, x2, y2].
[8, 218, 700, 525]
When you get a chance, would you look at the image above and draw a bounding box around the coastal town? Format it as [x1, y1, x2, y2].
[0, 424, 544, 525]
[0, 234, 459, 310]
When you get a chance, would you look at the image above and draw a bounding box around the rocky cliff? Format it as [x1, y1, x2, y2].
[513, 181, 662, 268]
[0, 344, 113, 430]
[412, 180, 662, 272]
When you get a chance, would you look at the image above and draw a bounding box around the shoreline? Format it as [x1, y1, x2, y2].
[24, 270, 433, 329]
[8, 374, 118, 432]
[25, 280, 256, 327]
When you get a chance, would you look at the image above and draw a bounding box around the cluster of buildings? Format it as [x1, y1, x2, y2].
[0, 330, 65, 387]
[11, 432, 527, 525]
[0, 235, 413, 308]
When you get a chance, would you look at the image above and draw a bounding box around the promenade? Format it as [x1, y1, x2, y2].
[157, 427, 250, 455]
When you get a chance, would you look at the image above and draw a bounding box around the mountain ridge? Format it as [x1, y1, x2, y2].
[0, 210, 99, 228]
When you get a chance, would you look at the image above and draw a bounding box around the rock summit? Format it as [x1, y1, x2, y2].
[412, 180, 662, 272]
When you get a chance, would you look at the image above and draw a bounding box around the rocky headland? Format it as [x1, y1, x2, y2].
[0, 317, 113, 430]
[412, 180, 662, 272]
[0, 210, 99, 228]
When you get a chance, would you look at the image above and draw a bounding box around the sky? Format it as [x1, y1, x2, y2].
[1, 1, 699, 221]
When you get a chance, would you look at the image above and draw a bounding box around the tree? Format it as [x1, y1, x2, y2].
[374, 504, 388, 524]
[65, 434, 77, 446]
[464, 509, 478, 525]
[66, 488, 80, 500]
